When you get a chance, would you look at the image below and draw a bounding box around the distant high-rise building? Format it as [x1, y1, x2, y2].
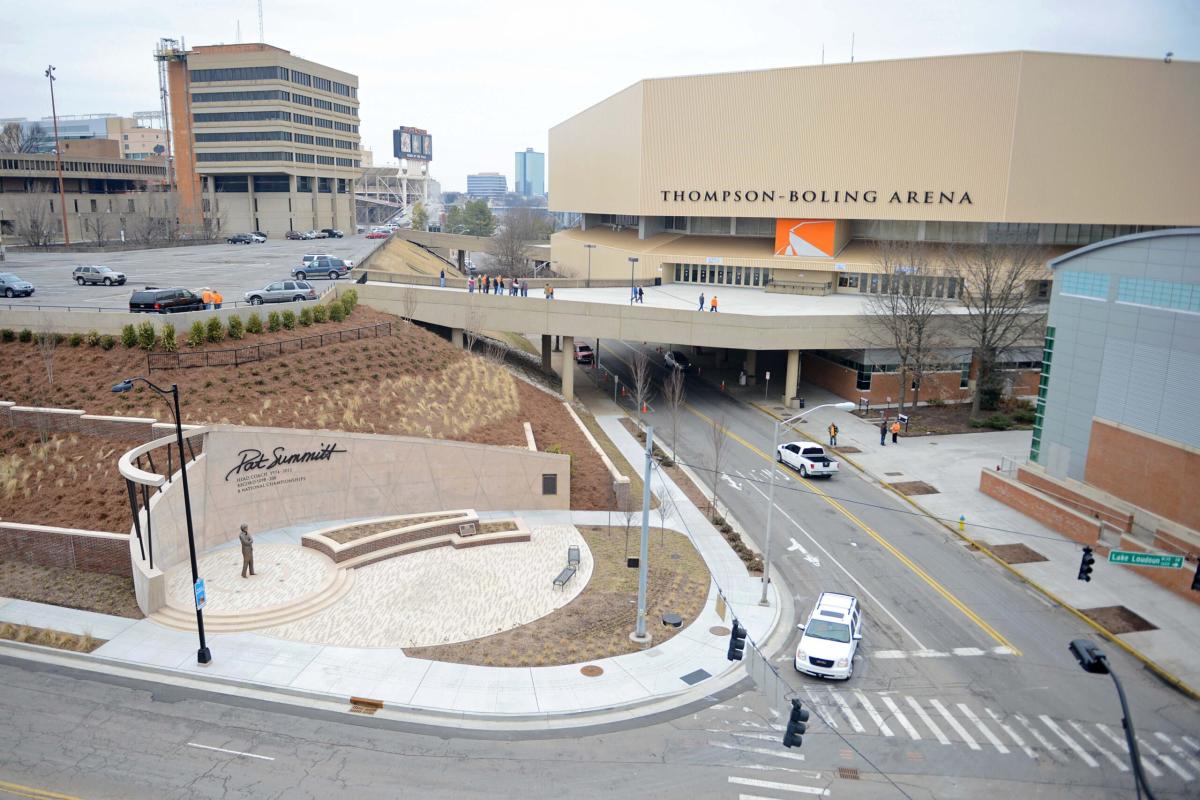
[1, 114, 166, 160]
[467, 172, 507, 199]
[514, 147, 544, 197]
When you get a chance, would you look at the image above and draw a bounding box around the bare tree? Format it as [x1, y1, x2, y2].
[400, 286, 419, 323]
[489, 207, 550, 277]
[13, 196, 57, 247]
[0, 122, 45, 153]
[655, 474, 677, 546]
[945, 241, 1050, 414]
[863, 241, 954, 413]
[485, 337, 509, 364]
[631, 350, 655, 421]
[411, 201, 429, 231]
[82, 214, 110, 247]
[36, 326, 59, 440]
[662, 366, 686, 459]
[462, 299, 482, 354]
[708, 413, 730, 520]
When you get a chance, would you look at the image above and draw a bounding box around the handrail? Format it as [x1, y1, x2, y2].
[118, 426, 208, 487]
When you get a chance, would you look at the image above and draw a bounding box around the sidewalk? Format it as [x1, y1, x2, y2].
[750, 389, 1200, 697]
[0, 414, 778, 728]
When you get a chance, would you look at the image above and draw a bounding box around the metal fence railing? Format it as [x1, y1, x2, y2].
[146, 321, 392, 371]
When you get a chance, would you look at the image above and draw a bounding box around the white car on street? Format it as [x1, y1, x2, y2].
[794, 592, 862, 680]
[776, 442, 839, 478]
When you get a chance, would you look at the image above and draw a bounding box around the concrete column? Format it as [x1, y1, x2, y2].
[451, 328, 464, 349]
[561, 335, 575, 402]
[246, 175, 257, 232]
[783, 349, 800, 407]
[744, 349, 757, 385]
[542, 335, 552, 374]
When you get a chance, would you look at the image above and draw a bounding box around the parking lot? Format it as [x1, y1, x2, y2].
[0, 235, 382, 310]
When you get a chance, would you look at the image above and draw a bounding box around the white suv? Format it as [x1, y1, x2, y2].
[794, 592, 862, 680]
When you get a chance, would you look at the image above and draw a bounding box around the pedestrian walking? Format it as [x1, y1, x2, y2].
[239, 523, 255, 578]
[544, 284, 551, 299]
[549, 285, 555, 299]
[828, 423, 838, 447]
[710, 295, 719, 312]
[212, 289, 223, 310]
[468, 276, 475, 293]
[879, 419, 888, 446]
[521, 280, 528, 297]
[891, 420, 901, 444]
[201, 287, 213, 310]
[439, 269, 445, 288]
[698, 292, 705, 311]
[638, 286, 645, 303]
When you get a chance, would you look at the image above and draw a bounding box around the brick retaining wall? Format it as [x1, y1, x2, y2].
[0, 522, 130, 576]
[979, 470, 1101, 546]
[304, 518, 470, 564]
[1016, 466, 1134, 533]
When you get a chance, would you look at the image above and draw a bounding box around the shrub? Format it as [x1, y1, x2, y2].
[227, 315, 244, 340]
[246, 312, 264, 334]
[67, 333, 83, 347]
[313, 304, 328, 323]
[187, 320, 206, 348]
[925, 396, 946, 407]
[329, 302, 345, 322]
[120, 324, 137, 348]
[281, 310, 296, 330]
[1012, 408, 1036, 424]
[0, 329, 14, 342]
[206, 316, 225, 343]
[975, 413, 1012, 430]
[341, 288, 358, 310]
[159, 323, 178, 352]
[267, 311, 282, 332]
[299, 307, 313, 327]
[99, 335, 116, 351]
[85, 330, 101, 347]
[18, 328, 32, 343]
[137, 321, 157, 351]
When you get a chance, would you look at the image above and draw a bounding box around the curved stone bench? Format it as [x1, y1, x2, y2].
[302, 511, 529, 569]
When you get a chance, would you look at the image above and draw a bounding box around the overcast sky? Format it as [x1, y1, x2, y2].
[2, 0, 1195, 191]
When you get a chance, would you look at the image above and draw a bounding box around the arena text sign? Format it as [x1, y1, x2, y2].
[659, 189, 974, 205]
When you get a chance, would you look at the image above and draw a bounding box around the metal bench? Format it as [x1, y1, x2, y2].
[553, 566, 577, 589]
[567, 545, 580, 568]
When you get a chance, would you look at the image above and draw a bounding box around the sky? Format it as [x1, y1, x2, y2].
[1, 0, 1196, 192]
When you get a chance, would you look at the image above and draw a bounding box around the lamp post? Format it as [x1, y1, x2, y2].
[584, 243, 596, 288]
[112, 377, 211, 664]
[45, 65, 70, 246]
[759, 401, 856, 605]
[1068, 639, 1156, 799]
[628, 256, 639, 305]
[631, 425, 655, 643]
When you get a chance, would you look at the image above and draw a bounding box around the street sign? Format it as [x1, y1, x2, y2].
[194, 578, 207, 610]
[1107, 551, 1184, 569]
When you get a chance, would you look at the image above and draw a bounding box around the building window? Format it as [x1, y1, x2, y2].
[194, 111, 292, 123]
[190, 66, 289, 83]
[318, 177, 332, 193]
[214, 175, 249, 192]
[734, 217, 774, 237]
[837, 274, 859, 289]
[337, 178, 347, 193]
[253, 175, 290, 192]
[293, 113, 315, 126]
[1059, 270, 1110, 300]
[297, 175, 312, 192]
[689, 216, 732, 235]
[316, 155, 335, 166]
[196, 151, 295, 163]
[1116, 276, 1200, 313]
[542, 474, 558, 495]
[295, 152, 316, 164]
[294, 133, 314, 145]
[291, 70, 312, 87]
[194, 131, 293, 143]
[664, 216, 687, 232]
[191, 90, 290, 103]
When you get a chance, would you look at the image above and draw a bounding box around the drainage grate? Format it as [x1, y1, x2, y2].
[1079, 605, 1158, 635]
[890, 480, 939, 496]
[837, 767, 860, 780]
[885, 471, 904, 476]
[837, 446, 862, 454]
[349, 696, 384, 715]
[680, 668, 711, 685]
[989, 543, 1048, 564]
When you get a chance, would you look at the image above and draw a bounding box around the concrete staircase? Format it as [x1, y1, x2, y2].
[340, 528, 531, 570]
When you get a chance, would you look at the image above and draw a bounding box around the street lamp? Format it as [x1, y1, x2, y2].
[112, 377, 211, 664]
[584, 243, 596, 288]
[759, 401, 856, 605]
[1068, 639, 1157, 799]
[628, 256, 639, 305]
[45, 65, 70, 247]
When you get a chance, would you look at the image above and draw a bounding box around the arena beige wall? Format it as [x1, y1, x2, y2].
[550, 51, 1200, 226]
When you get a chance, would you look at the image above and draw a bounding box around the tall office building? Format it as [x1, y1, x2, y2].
[161, 42, 362, 235]
[466, 172, 507, 199]
[514, 147, 544, 197]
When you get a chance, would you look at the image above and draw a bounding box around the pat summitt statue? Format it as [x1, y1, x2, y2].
[239, 523, 256, 578]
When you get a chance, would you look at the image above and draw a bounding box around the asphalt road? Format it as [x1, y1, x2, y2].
[0, 236, 380, 310]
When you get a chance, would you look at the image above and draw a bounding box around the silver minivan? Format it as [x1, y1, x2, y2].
[244, 280, 317, 305]
[73, 265, 126, 286]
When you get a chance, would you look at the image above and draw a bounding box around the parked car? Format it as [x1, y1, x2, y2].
[285, 230, 304, 240]
[573, 344, 594, 364]
[356, 225, 365, 234]
[794, 592, 862, 680]
[320, 228, 344, 239]
[776, 442, 839, 478]
[129, 287, 204, 314]
[366, 230, 389, 239]
[227, 233, 255, 244]
[244, 280, 317, 305]
[300, 230, 318, 240]
[305, 229, 328, 239]
[73, 265, 126, 286]
[292, 257, 352, 280]
[301, 253, 331, 264]
[664, 350, 692, 372]
[251, 231, 268, 240]
[0, 273, 35, 298]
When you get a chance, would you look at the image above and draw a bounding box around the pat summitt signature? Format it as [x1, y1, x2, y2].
[225, 443, 347, 481]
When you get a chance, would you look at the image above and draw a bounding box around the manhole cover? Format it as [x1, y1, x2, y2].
[580, 665, 604, 677]
[710, 626, 731, 636]
[989, 543, 1048, 564]
[837, 767, 861, 780]
[837, 446, 862, 453]
[680, 668, 711, 685]
[885, 471, 904, 476]
[890, 480, 939, 496]
[1079, 606, 1158, 635]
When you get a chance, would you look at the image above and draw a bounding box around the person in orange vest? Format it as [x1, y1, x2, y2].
[201, 287, 213, 310]
[891, 419, 901, 444]
[212, 289, 224, 309]
[710, 295, 719, 312]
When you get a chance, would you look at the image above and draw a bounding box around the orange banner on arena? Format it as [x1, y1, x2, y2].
[774, 219, 836, 257]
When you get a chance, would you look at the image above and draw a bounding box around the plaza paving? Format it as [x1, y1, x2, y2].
[165, 543, 336, 615]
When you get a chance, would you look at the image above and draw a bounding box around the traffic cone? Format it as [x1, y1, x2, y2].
[642, 403, 648, 413]
[720, 380, 726, 391]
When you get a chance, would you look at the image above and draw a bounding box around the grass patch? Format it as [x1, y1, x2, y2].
[324, 513, 462, 545]
[573, 406, 652, 508]
[0, 621, 106, 652]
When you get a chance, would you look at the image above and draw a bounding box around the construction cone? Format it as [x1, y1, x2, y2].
[720, 380, 726, 392]
[642, 403, 648, 413]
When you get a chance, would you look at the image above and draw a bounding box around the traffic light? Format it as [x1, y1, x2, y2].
[1077, 546, 1095, 582]
[726, 619, 747, 661]
[783, 698, 809, 748]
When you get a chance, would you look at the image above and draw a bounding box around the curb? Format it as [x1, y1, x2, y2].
[747, 401, 1200, 702]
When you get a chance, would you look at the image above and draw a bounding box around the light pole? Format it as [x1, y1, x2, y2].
[631, 425, 655, 643]
[759, 401, 856, 605]
[45, 65, 70, 246]
[112, 377, 211, 664]
[628, 256, 638, 305]
[584, 243, 596, 288]
[1068, 639, 1156, 799]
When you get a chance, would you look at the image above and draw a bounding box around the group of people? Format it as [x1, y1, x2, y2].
[824, 419, 901, 448]
[631, 286, 646, 303]
[466, 274, 531, 297]
[698, 292, 719, 312]
[199, 287, 224, 310]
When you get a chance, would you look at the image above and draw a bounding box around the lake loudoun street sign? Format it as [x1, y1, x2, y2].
[1107, 551, 1185, 569]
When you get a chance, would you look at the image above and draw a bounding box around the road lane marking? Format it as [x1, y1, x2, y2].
[854, 690, 894, 737]
[984, 707, 1036, 759]
[804, 687, 835, 729]
[687, 402, 1019, 655]
[0, 780, 83, 800]
[957, 703, 1008, 753]
[741, 474, 926, 649]
[1038, 716, 1099, 767]
[881, 695, 921, 740]
[1094, 723, 1161, 777]
[829, 689, 865, 733]
[1068, 721, 1127, 772]
[905, 696, 950, 745]
[1139, 735, 1194, 781]
[709, 741, 807, 761]
[186, 742, 275, 761]
[1013, 713, 1068, 764]
[930, 699, 980, 750]
[1155, 732, 1200, 775]
[728, 776, 830, 795]
[705, 730, 791, 742]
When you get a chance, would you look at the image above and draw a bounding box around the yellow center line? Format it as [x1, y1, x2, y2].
[0, 780, 83, 800]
